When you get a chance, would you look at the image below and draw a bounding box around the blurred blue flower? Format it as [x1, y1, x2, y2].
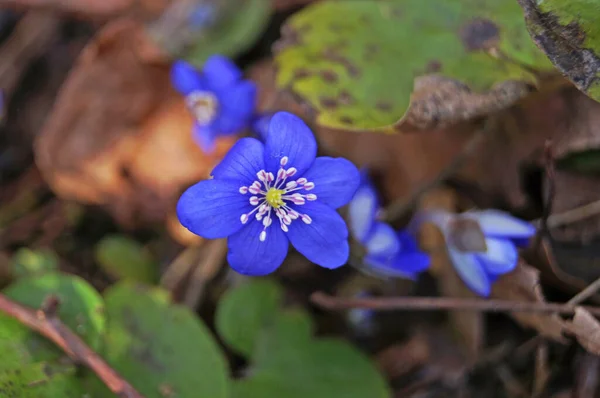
[177, 112, 360, 275]
[171, 55, 257, 152]
[348, 173, 430, 279]
[425, 209, 536, 297]
[251, 112, 274, 141]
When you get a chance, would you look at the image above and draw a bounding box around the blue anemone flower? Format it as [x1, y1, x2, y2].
[177, 112, 360, 275]
[171, 55, 257, 152]
[425, 209, 536, 297]
[348, 173, 430, 279]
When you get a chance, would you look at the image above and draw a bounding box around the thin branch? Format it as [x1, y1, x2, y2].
[568, 276, 600, 306]
[534, 199, 600, 229]
[0, 294, 145, 398]
[380, 120, 491, 222]
[311, 292, 600, 316]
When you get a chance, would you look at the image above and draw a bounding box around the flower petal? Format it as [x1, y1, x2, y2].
[348, 182, 378, 242]
[287, 202, 349, 269]
[177, 179, 251, 239]
[264, 112, 317, 175]
[300, 157, 360, 209]
[203, 55, 242, 89]
[364, 251, 429, 279]
[465, 210, 536, 239]
[227, 221, 289, 276]
[364, 222, 399, 258]
[219, 80, 257, 121]
[192, 123, 217, 153]
[447, 248, 491, 297]
[211, 137, 265, 184]
[171, 61, 205, 95]
[474, 237, 518, 275]
[252, 112, 274, 142]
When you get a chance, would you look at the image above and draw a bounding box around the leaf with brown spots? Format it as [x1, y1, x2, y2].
[518, 0, 600, 103]
[275, 0, 556, 132]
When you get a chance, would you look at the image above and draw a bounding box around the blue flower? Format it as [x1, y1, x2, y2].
[171, 55, 257, 152]
[426, 209, 536, 297]
[348, 173, 430, 279]
[177, 112, 360, 275]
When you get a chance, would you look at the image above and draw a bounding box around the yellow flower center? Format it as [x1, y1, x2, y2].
[266, 188, 285, 208]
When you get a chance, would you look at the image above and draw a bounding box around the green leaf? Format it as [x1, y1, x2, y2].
[96, 282, 229, 398]
[11, 248, 59, 279]
[185, 0, 271, 64]
[216, 279, 283, 356]
[234, 310, 390, 398]
[3, 273, 105, 350]
[0, 362, 85, 397]
[276, 0, 555, 132]
[95, 235, 158, 284]
[519, 0, 600, 102]
[557, 149, 600, 175]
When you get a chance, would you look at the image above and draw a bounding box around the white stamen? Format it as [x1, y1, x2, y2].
[297, 178, 307, 185]
[249, 186, 261, 194]
[259, 231, 267, 241]
[301, 214, 312, 224]
[267, 172, 275, 182]
[239, 186, 248, 194]
[263, 217, 272, 227]
[240, 214, 249, 224]
[250, 196, 260, 205]
[303, 182, 315, 190]
[277, 169, 286, 180]
[281, 223, 289, 232]
[280, 156, 289, 166]
[286, 167, 297, 177]
[286, 181, 298, 189]
[306, 194, 317, 201]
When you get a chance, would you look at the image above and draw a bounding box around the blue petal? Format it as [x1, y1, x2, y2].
[227, 221, 289, 276]
[252, 113, 274, 142]
[211, 137, 265, 184]
[177, 179, 251, 239]
[465, 210, 536, 239]
[192, 123, 217, 153]
[203, 55, 242, 89]
[219, 80, 257, 120]
[348, 183, 378, 242]
[474, 237, 518, 275]
[365, 251, 430, 279]
[364, 222, 400, 258]
[397, 230, 420, 252]
[447, 248, 491, 297]
[264, 112, 317, 175]
[287, 201, 349, 269]
[171, 61, 205, 95]
[299, 157, 360, 209]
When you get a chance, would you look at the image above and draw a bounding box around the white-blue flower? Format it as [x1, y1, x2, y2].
[424, 209, 536, 297]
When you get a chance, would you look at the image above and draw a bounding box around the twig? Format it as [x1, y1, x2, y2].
[380, 120, 491, 222]
[568, 276, 600, 306]
[0, 293, 145, 398]
[310, 292, 600, 316]
[535, 199, 600, 229]
[539, 140, 555, 236]
[183, 238, 227, 309]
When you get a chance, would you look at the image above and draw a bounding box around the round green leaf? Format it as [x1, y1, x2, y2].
[519, 0, 600, 102]
[234, 310, 390, 398]
[0, 362, 85, 397]
[3, 273, 105, 350]
[11, 248, 59, 279]
[95, 235, 158, 284]
[276, 0, 555, 131]
[98, 282, 229, 398]
[215, 279, 283, 357]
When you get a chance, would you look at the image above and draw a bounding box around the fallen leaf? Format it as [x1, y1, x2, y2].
[491, 261, 567, 342]
[568, 307, 600, 355]
[34, 19, 235, 228]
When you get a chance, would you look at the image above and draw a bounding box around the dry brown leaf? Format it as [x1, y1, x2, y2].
[35, 19, 235, 228]
[491, 261, 567, 342]
[0, 0, 166, 20]
[417, 188, 484, 361]
[568, 307, 600, 356]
